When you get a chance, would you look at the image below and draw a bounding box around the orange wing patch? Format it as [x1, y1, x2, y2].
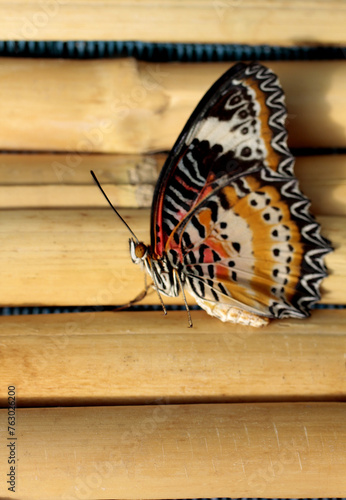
[183, 175, 305, 316]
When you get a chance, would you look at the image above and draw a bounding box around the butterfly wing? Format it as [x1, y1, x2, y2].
[175, 171, 330, 320]
[151, 62, 292, 255]
[150, 62, 332, 320]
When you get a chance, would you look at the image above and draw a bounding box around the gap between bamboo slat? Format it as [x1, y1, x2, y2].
[0, 209, 342, 306]
[0, 0, 344, 44]
[0, 153, 345, 215]
[0, 310, 345, 407]
[0, 59, 345, 152]
[0, 403, 345, 499]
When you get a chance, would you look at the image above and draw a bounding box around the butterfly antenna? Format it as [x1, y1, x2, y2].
[90, 170, 139, 243]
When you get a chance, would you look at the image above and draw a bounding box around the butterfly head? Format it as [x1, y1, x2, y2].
[129, 238, 148, 264]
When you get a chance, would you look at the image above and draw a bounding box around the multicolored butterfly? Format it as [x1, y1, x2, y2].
[92, 62, 332, 327]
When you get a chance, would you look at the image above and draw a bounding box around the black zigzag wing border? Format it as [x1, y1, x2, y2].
[243, 64, 333, 317]
[244, 62, 295, 180]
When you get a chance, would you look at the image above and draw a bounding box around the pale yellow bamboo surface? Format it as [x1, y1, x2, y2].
[0, 153, 345, 215]
[0, 0, 345, 45]
[0, 310, 345, 407]
[0, 403, 345, 499]
[0, 209, 342, 306]
[0, 59, 345, 152]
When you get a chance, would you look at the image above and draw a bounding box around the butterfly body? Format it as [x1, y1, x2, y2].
[124, 62, 332, 327]
[129, 238, 181, 298]
[129, 238, 269, 327]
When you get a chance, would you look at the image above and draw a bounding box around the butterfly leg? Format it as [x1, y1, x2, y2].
[150, 267, 168, 317]
[111, 272, 151, 311]
[174, 269, 193, 328]
[112, 287, 151, 311]
[112, 290, 146, 311]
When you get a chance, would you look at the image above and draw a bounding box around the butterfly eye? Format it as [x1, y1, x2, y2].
[135, 243, 147, 259]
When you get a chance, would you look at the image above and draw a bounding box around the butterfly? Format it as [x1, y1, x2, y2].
[92, 62, 332, 327]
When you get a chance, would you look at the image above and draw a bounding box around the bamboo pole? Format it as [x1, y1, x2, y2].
[0, 153, 345, 215]
[294, 154, 346, 217]
[0, 403, 345, 499]
[0, 310, 345, 407]
[0, 209, 341, 306]
[0, 0, 344, 45]
[0, 59, 345, 152]
[0, 152, 163, 186]
[0, 209, 342, 306]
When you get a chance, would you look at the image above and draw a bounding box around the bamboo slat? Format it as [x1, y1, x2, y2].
[0, 153, 163, 185]
[0, 403, 345, 499]
[294, 154, 346, 217]
[0, 153, 345, 215]
[0, 0, 345, 45]
[0, 210, 342, 306]
[0, 59, 345, 152]
[0, 310, 345, 407]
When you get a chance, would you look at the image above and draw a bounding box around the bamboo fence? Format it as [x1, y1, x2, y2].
[0, 0, 344, 45]
[0, 7, 345, 499]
